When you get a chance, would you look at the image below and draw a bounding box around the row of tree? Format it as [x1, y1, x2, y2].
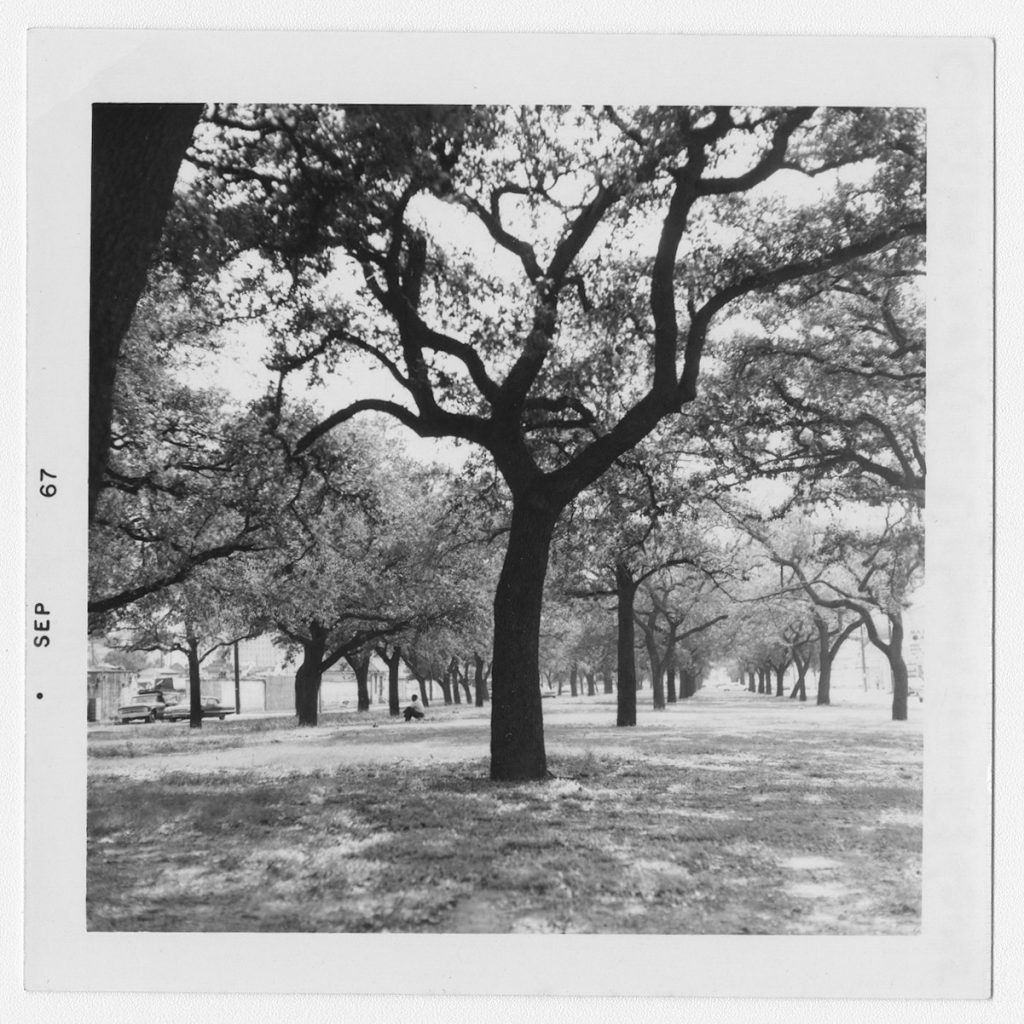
[89, 104, 926, 777]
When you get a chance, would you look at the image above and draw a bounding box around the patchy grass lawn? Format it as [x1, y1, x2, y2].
[87, 688, 921, 933]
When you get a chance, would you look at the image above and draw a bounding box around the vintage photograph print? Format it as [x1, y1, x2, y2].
[26, 33, 992, 997]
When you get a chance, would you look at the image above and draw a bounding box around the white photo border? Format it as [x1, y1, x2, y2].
[24, 30, 994, 998]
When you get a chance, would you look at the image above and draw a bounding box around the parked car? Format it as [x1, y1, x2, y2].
[163, 697, 235, 722]
[117, 692, 168, 724]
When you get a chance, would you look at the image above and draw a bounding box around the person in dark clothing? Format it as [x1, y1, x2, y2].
[403, 694, 425, 722]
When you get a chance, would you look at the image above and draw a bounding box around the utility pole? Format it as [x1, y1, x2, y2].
[233, 641, 241, 715]
[859, 625, 869, 692]
[887, 616, 894, 693]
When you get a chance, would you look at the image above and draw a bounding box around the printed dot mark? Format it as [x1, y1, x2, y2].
[36, 693, 43, 700]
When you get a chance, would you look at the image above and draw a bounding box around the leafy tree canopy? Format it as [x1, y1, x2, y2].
[172, 104, 925, 506]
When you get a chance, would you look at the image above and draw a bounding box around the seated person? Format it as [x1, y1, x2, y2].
[403, 694, 425, 721]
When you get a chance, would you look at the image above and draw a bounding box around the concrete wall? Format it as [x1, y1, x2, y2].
[264, 675, 295, 711]
[87, 670, 133, 723]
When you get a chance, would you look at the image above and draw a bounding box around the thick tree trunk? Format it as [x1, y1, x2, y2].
[436, 673, 453, 705]
[585, 669, 596, 697]
[747, 669, 756, 693]
[890, 654, 910, 721]
[449, 656, 462, 704]
[816, 661, 832, 705]
[387, 646, 402, 716]
[375, 645, 402, 716]
[569, 662, 578, 697]
[615, 561, 639, 727]
[775, 667, 786, 697]
[459, 661, 473, 704]
[602, 659, 614, 694]
[682, 668, 698, 699]
[651, 671, 665, 709]
[185, 637, 203, 730]
[490, 501, 556, 781]
[790, 648, 808, 701]
[757, 668, 767, 694]
[89, 104, 204, 522]
[474, 653, 487, 707]
[816, 615, 858, 706]
[666, 665, 678, 703]
[294, 624, 327, 726]
[347, 652, 371, 712]
[815, 616, 834, 705]
[880, 612, 910, 722]
[644, 622, 665, 711]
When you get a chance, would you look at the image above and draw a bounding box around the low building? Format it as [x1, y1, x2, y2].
[86, 666, 134, 723]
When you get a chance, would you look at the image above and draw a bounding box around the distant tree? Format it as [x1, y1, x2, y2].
[245, 425, 478, 725]
[739, 505, 922, 719]
[794, 516, 922, 720]
[550, 435, 692, 724]
[108, 563, 259, 728]
[391, 465, 505, 708]
[88, 289, 279, 619]
[754, 603, 819, 699]
[787, 631, 817, 701]
[635, 567, 730, 708]
[543, 599, 617, 697]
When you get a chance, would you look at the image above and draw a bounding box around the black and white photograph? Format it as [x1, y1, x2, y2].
[84, 100, 929, 929]
[21, 29, 994, 1004]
